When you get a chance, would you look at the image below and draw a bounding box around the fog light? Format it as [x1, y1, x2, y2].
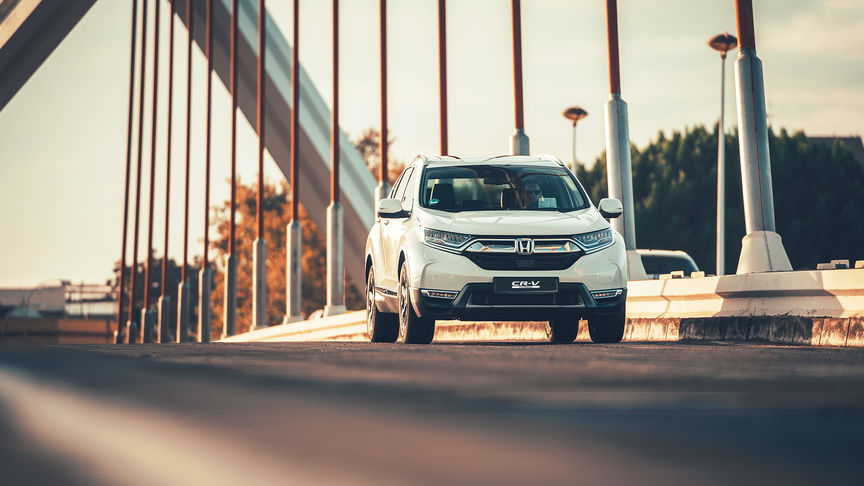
[420, 289, 458, 299]
[590, 289, 623, 300]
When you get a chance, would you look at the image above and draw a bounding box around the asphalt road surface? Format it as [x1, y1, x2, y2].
[2, 341, 863, 486]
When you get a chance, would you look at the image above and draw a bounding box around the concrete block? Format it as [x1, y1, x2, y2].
[718, 317, 749, 341]
[622, 319, 635, 341]
[659, 274, 672, 280]
[830, 259, 850, 269]
[809, 318, 825, 346]
[816, 263, 836, 270]
[845, 318, 864, 347]
[701, 319, 722, 341]
[628, 318, 650, 341]
[769, 316, 810, 345]
[736, 231, 793, 273]
[820, 318, 850, 346]
[670, 271, 685, 278]
[647, 319, 667, 341]
[747, 317, 771, 341]
[678, 319, 703, 341]
[576, 319, 592, 341]
[665, 319, 681, 341]
[691, 271, 706, 278]
[855, 260, 864, 269]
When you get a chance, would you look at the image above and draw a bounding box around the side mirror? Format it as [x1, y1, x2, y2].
[377, 198, 408, 218]
[598, 198, 623, 219]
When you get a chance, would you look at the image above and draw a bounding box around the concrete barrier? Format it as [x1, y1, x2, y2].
[626, 268, 864, 319]
[223, 269, 864, 346]
[0, 317, 115, 344]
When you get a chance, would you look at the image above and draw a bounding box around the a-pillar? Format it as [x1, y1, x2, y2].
[198, 266, 211, 342]
[222, 254, 237, 337]
[252, 238, 268, 329]
[323, 202, 345, 316]
[176, 279, 190, 342]
[283, 219, 303, 323]
[733, 0, 791, 273]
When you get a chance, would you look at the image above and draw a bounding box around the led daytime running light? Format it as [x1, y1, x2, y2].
[423, 228, 473, 249]
[573, 228, 613, 252]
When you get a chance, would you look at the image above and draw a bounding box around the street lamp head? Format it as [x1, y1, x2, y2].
[563, 106, 588, 126]
[708, 31, 738, 57]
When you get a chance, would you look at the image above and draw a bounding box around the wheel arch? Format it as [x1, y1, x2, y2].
[397, 251, 407, 275]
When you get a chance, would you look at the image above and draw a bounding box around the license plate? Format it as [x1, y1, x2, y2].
[494, 277, 558, 293]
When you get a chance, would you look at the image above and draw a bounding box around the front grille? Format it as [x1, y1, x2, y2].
[469, 288, 583, 306]
[463, 253, 580, 271]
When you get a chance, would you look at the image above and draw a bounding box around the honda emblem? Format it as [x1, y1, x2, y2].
[515, 238, 534, 255]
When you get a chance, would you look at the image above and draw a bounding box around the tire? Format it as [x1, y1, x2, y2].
[588, 307, 626, 343]
[366, 268, 398, 342]
[398, 262, 436, 344]
[546, 318, 579, 343]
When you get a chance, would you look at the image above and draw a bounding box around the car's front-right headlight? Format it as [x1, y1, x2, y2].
[423, 228, 473, 252]
[573, 228, 614, 253]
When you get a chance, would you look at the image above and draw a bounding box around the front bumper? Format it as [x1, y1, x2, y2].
[410, 283, 626, 321]
[404, 237, 628, 293]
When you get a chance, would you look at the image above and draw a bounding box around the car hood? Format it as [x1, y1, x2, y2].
[417, 207, 609, 237]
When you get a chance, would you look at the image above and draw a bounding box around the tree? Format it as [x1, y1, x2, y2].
[207, 180, 364, 338]
[112, 252, 200, 341]
[576, 126, 864, 273]
[352, 128, 405, 181]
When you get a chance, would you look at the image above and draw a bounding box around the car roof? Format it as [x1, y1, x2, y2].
[414, 154, 564, 167]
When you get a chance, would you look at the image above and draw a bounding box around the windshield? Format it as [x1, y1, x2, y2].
[419, 164, 589, 212]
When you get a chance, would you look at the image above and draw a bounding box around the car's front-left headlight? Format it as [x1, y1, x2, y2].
[423, 228, 473, 252]
[573, 228, 614, 253]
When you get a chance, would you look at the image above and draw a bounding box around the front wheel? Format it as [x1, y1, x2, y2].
[587, 307, 626, 343]
[367, 268, 398, 342]
[546, 318, 579, 343]
[398, 263, 435, 344]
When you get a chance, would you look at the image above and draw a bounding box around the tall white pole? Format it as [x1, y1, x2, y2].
[604, 0, 646, 280]
[733, 0, 791, 273]
[716, 54, 726, 276]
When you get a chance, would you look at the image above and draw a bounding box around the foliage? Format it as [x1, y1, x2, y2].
[112, 253, 199, 340]
[112, 127, 421, 340]
[576, 126, 864, 273]
[352, 128, 406, 182]
[208, 180, 364, 338]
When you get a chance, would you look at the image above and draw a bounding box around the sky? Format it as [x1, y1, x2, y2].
[0, 0, 862, 287]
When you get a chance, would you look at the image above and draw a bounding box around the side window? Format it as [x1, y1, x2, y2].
[398, 168, 417, 207]
[389, 169, 408, 199]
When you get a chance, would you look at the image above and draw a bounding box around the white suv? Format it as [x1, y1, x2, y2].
[364, 155, 628, 344]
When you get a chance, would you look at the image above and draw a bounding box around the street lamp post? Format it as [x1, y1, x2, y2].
[708, 31, 737, 277]
[562, 106, 587, 172]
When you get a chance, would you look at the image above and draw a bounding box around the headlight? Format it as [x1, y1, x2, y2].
[573, 228, 614, 252]
[423, 228, 473, 251]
